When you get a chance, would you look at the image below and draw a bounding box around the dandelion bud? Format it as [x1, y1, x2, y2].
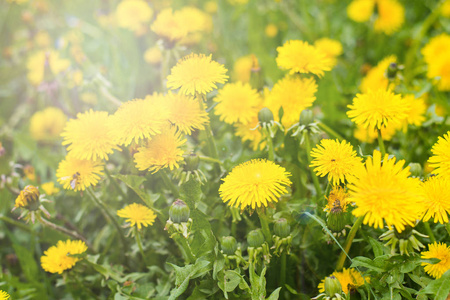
[274, 218, 290, 238]
[15, 185, 40, 211]
[324, 276, 342, 297]
[169, 199, 190, 223]
[250, 55, 264, 91]
[299, 109, 314, 126]
[183, 153, 200, 172]
[258, 107, 274, 125]
[247, 229, 265, 248]
[387, 62, 398, 80]
[221, 236, 237, 255]
[408, 162, 422, 178]
[327, 211, 348, 233]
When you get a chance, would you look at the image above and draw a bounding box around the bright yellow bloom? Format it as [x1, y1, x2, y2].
[29, 107, 67, 142]
[27, 50, 70, 85]
[111, 97, 169, 146]
[15, 185, 40, 209]
[421, 176, 450, 224]
[421, 33, 450, 91]
[164, 92, 209, 135]
[144, 46, 162, 65]
[318, 268, 368, 294]
[167, 53, 229, 95]
[117, 203, 157, 230]
[353, 123, 398, 143]
[179, 6, 212, 34]
[219, 159, 292, 210]
[276, 40, 332, 76]
[234, 116, 266, 151]
[428, 131, 450, 177]
[347, 0, 374, 22]
[134, 126, 185, 173]
[347, 89, 409, 130]
[41, 240, 87, 274]
[62, 110, 120, 161]
[360, 55, 397, 93]
[116, 0, 153, 33]
[324, 186, 349, 213]
[374, 0, 405, 35]
[214, 82, 262, 125]
[228, 0, 249, 4]
[349, 150, 424, 232]
[56, 156, 104, 191]
[402, 94, 427, 128]
[265, 24, 278, 38]
[266, 76, 317, 128]
[233, 55, 253, 83]
[421, 242, 450, 279]
[0, 290, 10, 300]
[151, 8, 188, 42]
[310, 139, 363, 186]
[41, 182, 60, 196]
[314, 38, 343, 68]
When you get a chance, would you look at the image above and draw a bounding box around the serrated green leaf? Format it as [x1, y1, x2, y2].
[368, 236, 385, 257]
[12, 243, 39, 283]
[417, 270, 450, 300]
[351, 256, 386, 272]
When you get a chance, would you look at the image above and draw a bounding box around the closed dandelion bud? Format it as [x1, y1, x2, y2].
[247, 229, 265, 248]
[387, 62, 398, 80]
[169, 199, 190, 223]
[299, 109, 314, 126]
[324, 276, 342, 297]
[15, 185, 40, 211]
[258, 107, 274, 125]
[408, 162, 422, 178]
[184, 153, 200, 172]
[221, 236, 237, 255]
[274, 218, 290, 238]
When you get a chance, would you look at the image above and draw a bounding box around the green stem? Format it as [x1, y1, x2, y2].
[377, 128, 386, 157]
[263, 127, 275, 161]
[173, 234, 196, 263]
[423, 222, 436, 243]
[161, 49, 171, 91]
[257, 209, 272, 246]
[336, 216, 364, 270]
[280, 252, 287, 290]
[199, 156, 223, 165]
[37, 215, 92, 248]
[86, 188, 127, 251]
[446, 223, 450, 236]
[304, 133, 322, 197]
[104, 168, 127, 200]
[198, 95, 220, 160]
[317, 122, 344, 141]
[135, 227, 147, 265]
[159, 170, 180, 198]
[0, 215, 33, 233]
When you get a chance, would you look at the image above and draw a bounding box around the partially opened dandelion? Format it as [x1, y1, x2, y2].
[40, 240, 87, 274]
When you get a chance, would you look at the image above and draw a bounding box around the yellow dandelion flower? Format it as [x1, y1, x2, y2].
[318, 268, 368, 294]
[402, 94, 426, 127]
[116, 0, 153, 33]
[56, 156, 104, 191]
[41, 240, 87, 274]
[164, 92, 209, 135]
[360, 55, 397, 93]
[276, 40, 332, 76]
[353, 123, 398, 143]
[314, 38, 343, 68]
[324, 186, 349, 213]
[117, 203, 156, 230]
[30, 107, 67, 142]
[421, 176, 450, 224]
[421, 242, 450, 279]
[80, 92, 98, 105]
[349, 150, 424, 232]
[205, 1, 218, 14]
[347, 0, 374, 22]
[374, 0, 405, 35]
[41, 182, 60, 196]
[266, 76, 317, 128]
[233, 55, 253, 83]
[347, 89, 409, 130]
[428, 131, 450, 177]
[421, 33, 450, 91]
[442, 0, 450, 18]
[0, 290, 10, 300]
[234, 116, 266, 151]
[179, 6, 212, 34]
[228, 0, 249, 4]
[219, 159, 292, 210]
[214, 82, 262, 125]
[310, 139, 363, 186]
[34, 31, 51, 48]
[167, 53, 228, 95]
[15, 185, 40, 209]
[61, 110, 120, 161]
[23, 165, 36, 181]
[265, 24, 278, 38]
[134, 126, 185, 173]
[151, 8, 188, 43]
[111, 97, 169, 146]
[27, 50, 70, 85]
[144, 46, 162, 65]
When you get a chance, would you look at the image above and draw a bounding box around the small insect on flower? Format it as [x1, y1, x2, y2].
[59, 172, 81, 190]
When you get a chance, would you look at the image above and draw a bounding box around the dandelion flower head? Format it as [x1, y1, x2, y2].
[219, 159, 292, 210]
[15, 185, 40, 209]
[347, 89, 409, 130]
[348, 150, 424, 232]
[233, 55, 253, 83]
[144, 46, 162, 65]
[421, 242, 450, 279]
[41, 240, 87, 274]
[421, 176, 450, 224]
[428, 131, 450, 178]
[276, 40, 332, 76]
[41, 182, 60, 196]
[151, 8, 189, 43]
[30, 107, 67, 142]
[360, 55, 397, 93]
[314, 38, 343, 68]
[353, 123, 398, 143]
[116, 0, 153, 33]
[318, 268, 368, 294]
[347, 0, 374, 22]
[56, 156, 104, 191]
[234, 115, 266, 151]
[0, 290, 10, 300]
[167, 53, 229, 95]
[61, 109, 120, 161]
[374, 0, 405, 35]
[117, 203, 157, 230]
[27, 50, 70, 85]
[421, 33, 450, 91]
[324, 186, 349, 213]
[402, 94, 427, 128]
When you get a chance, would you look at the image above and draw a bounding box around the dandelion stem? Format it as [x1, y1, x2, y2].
[263, 127, 275, 161]
[134, 227, 147, 265]
[86, 187, 126, 251]
[280, 252, 287, 290]
[317, 122, 344, 141]
[159, 170, 180, 198]
[161, 49, 171, 91]
[173, 234, 196, 263]
[104, 167, 127, 200]
[304, 133, 322, 197]
[446, 223, 450, 236]
[377, 128, 386, 157]
[199, 155, 223, 165]
[257, 209, 272, 246]
[336, 216, 364, 270]
[0, 215, 33, 233]
[423, 222, 436, 243]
